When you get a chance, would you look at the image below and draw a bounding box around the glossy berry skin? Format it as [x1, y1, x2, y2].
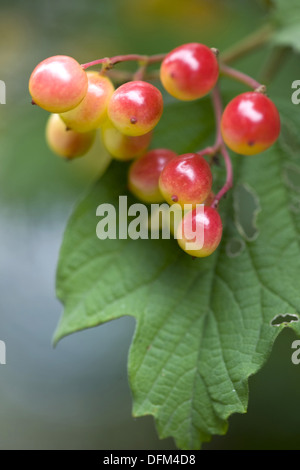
[221, 92, 281, 155]
[60, 72, 114, 132]
[159, 153, 212, 208]
[101, 120, 152, 161]
[128, 148, 177, 203]
[160, 43, 219, 101]
[107, 81, 163, 136]
[177, 205, 222, 257]
[46, 114, 95, 159]
[29, 55, 88, 113]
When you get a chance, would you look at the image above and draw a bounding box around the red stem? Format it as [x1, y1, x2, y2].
[198, 85, 233, 209]
[211, 144, 233, 209]
[220, 63, 263, 91]
[81, 53, 166, 70]
[210, 86, 233, 208]
[196, 85, 223, 157]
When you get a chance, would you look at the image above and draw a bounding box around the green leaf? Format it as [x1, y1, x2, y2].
[272, 0, 300, 51]
[54, 97, 300, 449]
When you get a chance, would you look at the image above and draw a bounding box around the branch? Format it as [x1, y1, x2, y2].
[221, 24, 274, 64]
[81, 53, 166, 70]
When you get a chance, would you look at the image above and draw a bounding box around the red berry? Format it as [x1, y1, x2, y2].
[101, 120, 152, 161]
[221, 92, 281, 155]
[29, 55, 88, 113]
[159, 153, 213, 208]
[46, 114, 95, 159]
[60, 72, 114, 132]
[107, 81, 163, 136]
[160, 43, 219, 101]
[177, 205, 222, 257]
[128, 148, 177, 203]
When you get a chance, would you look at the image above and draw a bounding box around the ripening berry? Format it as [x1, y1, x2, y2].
[159, 153, 213, 208]
[101, 120, 152, 161]
[46, 114, 95, 159]
[160, 43, 219, 101]
[221, 91, 281, 155]
[107, 81, 163, 136]
[177, 205, 223, 257]
[29, 55, 88, 113]
[128, 148, 177, 203]
[60, 72, 115, 132]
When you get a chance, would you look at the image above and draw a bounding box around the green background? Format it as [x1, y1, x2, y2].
[0, 0, 300, 449]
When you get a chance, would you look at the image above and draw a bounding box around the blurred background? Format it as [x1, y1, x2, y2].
[0, 0, 300, 450]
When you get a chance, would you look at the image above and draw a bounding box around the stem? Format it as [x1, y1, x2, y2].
[105, 69, 160, 84]
[221, 24, 274, 64]
[211, 144, 233, 209]
[81, 53, 166, 70]
[197, 85, 233, 208]
[220, 63, 264, 91]
[133, 63, 148, 81]
[210, 86, 233, 208]
[197, 85, 223, 158]
[211, 85, 223, 148]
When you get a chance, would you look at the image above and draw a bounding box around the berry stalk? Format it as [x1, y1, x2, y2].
[219, 63, 264, 91]
[209, 85, 233, 209]
[211, 145, 233, 209]
[81, 53, 167, 70]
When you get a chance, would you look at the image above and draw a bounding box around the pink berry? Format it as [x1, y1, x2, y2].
[29, 55, 88, 113]
[101, 120, 152, 161]
[177, 205, 223, 257]
[60, 72, 115, 132]
[221, 92, 281, 155]
[159, 153, 213, 208]
[160, 43, 219, 101]
[128, 148, 177, 203]
[46, 114, 95, 159]
[107, 81, 163, 136]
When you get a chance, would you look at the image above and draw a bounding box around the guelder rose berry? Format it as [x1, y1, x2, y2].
[101, 120, 152, 161]
[160, 43, 219, 101]
[159, 153, 213, 208]
[107, 81, 163, 136]
[29, 55, 88, 113]
[60, 72, 115, 132]
[128, 149, 177, 203]
[221, 91, 281, 155]
[177, 206, 223, 257]
[46, 114, 95, 159]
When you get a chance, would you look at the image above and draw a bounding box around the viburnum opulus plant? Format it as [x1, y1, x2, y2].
[29, 38, 287, 450]
[29, 44, 280, 258]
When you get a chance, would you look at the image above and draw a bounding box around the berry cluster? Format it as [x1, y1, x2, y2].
[29, 43, 281, 258]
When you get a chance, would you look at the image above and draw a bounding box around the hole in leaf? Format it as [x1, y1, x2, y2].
[226, 238, 245, 258]
[271, 313, 299, 326]
[283, 164, 300, 193]
[233, 183, 261, 242]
